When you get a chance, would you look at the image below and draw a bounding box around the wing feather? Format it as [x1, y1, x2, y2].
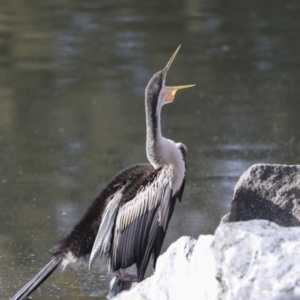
[111, 166, 174, 279]
[89, 164, 178, 281]
[88, 164, 155, 269]
[89, 190, 123, 269]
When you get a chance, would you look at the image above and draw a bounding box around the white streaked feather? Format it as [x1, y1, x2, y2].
[111, 166, 173, 265]
[89, 189, 124, 269]
[116, 167, 172, 232]
[61, 251, 77, 270]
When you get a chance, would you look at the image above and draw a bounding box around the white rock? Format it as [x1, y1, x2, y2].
[214, 220, 300, 300]
[114, 220, 300, 300]
[113, 235, 217, 300]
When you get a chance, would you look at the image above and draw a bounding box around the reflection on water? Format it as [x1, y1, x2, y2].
[1, 0, 300, 298]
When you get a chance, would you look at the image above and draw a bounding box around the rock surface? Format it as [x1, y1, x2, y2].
[112, 164, 300, 300]
[114, 220, 300, 300]
[228, 164, 300, 226]
[214, 221, 300, 300]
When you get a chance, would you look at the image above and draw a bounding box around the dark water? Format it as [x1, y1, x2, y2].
[1, 0, 300, 298]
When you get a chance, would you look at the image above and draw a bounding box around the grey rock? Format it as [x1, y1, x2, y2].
[228, 164, 300, 226]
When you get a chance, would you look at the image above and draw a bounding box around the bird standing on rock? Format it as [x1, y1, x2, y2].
[11, 45, 194, 300]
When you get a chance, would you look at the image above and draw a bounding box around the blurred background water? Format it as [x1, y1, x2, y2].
[1, 0, 300, 298]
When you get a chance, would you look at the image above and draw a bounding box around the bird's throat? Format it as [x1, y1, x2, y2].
[146, 99, 164, 168]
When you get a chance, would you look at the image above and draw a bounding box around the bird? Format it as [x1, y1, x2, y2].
[10, 45, 194, 300]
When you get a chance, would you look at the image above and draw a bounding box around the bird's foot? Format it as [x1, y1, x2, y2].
[115, 269, 137, 282]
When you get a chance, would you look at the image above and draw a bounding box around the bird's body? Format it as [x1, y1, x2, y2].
[11, 46, 194, 300]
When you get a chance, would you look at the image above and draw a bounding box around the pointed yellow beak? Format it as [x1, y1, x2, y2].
[162, 46, 195, 102]
[165, 85, 196, 102]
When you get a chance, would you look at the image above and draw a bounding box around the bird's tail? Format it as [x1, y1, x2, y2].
[10, 257, 62, 300]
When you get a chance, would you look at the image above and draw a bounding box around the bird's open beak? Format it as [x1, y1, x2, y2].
[162, 45, 195, 102]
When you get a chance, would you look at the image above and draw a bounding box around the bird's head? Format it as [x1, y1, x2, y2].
[145, 45, 195, 109]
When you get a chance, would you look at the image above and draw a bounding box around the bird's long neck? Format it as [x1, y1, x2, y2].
[145, 95, 164, 168]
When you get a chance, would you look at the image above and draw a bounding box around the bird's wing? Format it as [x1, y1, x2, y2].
[89, 165, 174, 279]
[55, 163, 153, 264]
[111, 165, 174, 279]
[88, 188, 124, 269]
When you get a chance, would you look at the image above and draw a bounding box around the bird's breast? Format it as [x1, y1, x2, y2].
[171, 157, 185, 193]
[163, 139, 186, 193]
[147, 137, 186, 193]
